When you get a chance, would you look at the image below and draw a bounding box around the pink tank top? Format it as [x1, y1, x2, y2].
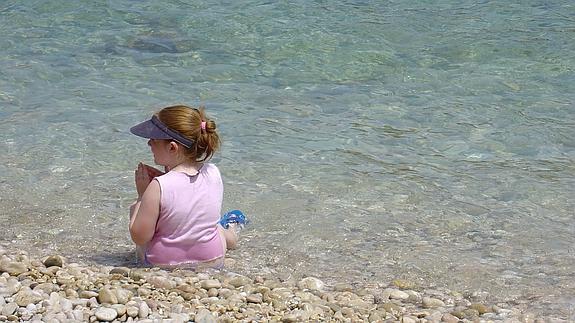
[145, 163, 224, 266]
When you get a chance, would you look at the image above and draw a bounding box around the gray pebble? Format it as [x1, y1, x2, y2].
[194, 308, 216, 323]
[1, 302, 18, 316]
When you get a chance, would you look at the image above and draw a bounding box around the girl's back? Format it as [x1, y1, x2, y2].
[146, 164, 224, 266]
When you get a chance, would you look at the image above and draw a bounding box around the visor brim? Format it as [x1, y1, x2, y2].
[130, 119, 173, 140]
[130, 116, 195, 148]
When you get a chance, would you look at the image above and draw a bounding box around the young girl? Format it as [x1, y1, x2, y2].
[128, 105, 246, 268]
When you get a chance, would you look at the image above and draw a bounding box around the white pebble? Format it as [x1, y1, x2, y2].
[138, 301, 150, 318]
[60, 298, 73, 312]
[95, 307, 118, 321]
[200, 279, 221, 290]
[72, 309, 84, 321]
[126, 306, 139, 318]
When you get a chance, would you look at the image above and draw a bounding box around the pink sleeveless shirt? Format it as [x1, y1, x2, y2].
[144, 163, 224, 266]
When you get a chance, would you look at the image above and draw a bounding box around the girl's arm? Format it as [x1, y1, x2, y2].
[129, 179, 161, 245]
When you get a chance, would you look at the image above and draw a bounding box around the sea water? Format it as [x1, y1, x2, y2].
[1, 0, 574, 318]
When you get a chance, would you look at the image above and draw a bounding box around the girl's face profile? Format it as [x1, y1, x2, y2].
[148, 139, 171, 165]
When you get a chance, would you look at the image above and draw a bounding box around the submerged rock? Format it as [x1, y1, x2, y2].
[0, 260, 27, 276]
[297, 277, 325, 291]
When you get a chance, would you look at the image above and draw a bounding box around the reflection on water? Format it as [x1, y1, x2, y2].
[1, 0, 574, 318]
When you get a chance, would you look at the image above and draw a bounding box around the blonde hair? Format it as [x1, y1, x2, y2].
[157, 105, 220, 162]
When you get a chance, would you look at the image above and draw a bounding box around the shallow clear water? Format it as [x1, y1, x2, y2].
[1, 0, 574, 318]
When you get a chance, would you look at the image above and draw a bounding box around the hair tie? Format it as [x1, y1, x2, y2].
[200, 121, 206, 132]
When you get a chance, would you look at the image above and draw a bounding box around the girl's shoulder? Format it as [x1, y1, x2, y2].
[201, 163, 221, 177]
[203, 162, 219, 171]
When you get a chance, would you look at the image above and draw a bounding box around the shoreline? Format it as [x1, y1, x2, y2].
[0, 248, 568, 322]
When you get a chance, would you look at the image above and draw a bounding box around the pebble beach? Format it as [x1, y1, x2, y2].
[0, 248, 568, 323]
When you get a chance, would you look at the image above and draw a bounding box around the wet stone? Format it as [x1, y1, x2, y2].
[282, 314, 298, 322]
[0, 261, 27, 276]
[297, 277, 325, 291]
[368, 311, 382, 322]
[406, 290, 422, 304]
[333, 282, 353, 292]
[109, 267, 131, 277]
[442, 312, 460, 322]
[228, 276, 251, 288]
[381, 302, 402, 314]
[390, 289, 410, 300]
[129, 269, 150, 281]
[462, 308, 480, 318]
[392, 279, 417, 290]
[148, 275, 175, 290]
[43, 255, 64, 268]
[422, 296, 445, 308]
[469, 302, 491, 314]
[79, 290, 99, 299]
[246, 293, 263, 303]
[200, 279, 221, 290]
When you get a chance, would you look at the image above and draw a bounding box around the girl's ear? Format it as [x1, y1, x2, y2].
[168, 141, 179, 152]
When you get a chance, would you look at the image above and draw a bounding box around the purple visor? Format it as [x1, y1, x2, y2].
[130, 115, 194, 148]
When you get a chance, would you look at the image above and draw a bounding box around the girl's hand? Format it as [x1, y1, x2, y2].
[143, 164, 165, 178]
[135, 162, 152, 198]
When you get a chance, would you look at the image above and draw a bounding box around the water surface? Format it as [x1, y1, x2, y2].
[1, 0, 574, 318]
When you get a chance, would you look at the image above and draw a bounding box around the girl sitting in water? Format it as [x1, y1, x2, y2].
[128, 105, 246, 268]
